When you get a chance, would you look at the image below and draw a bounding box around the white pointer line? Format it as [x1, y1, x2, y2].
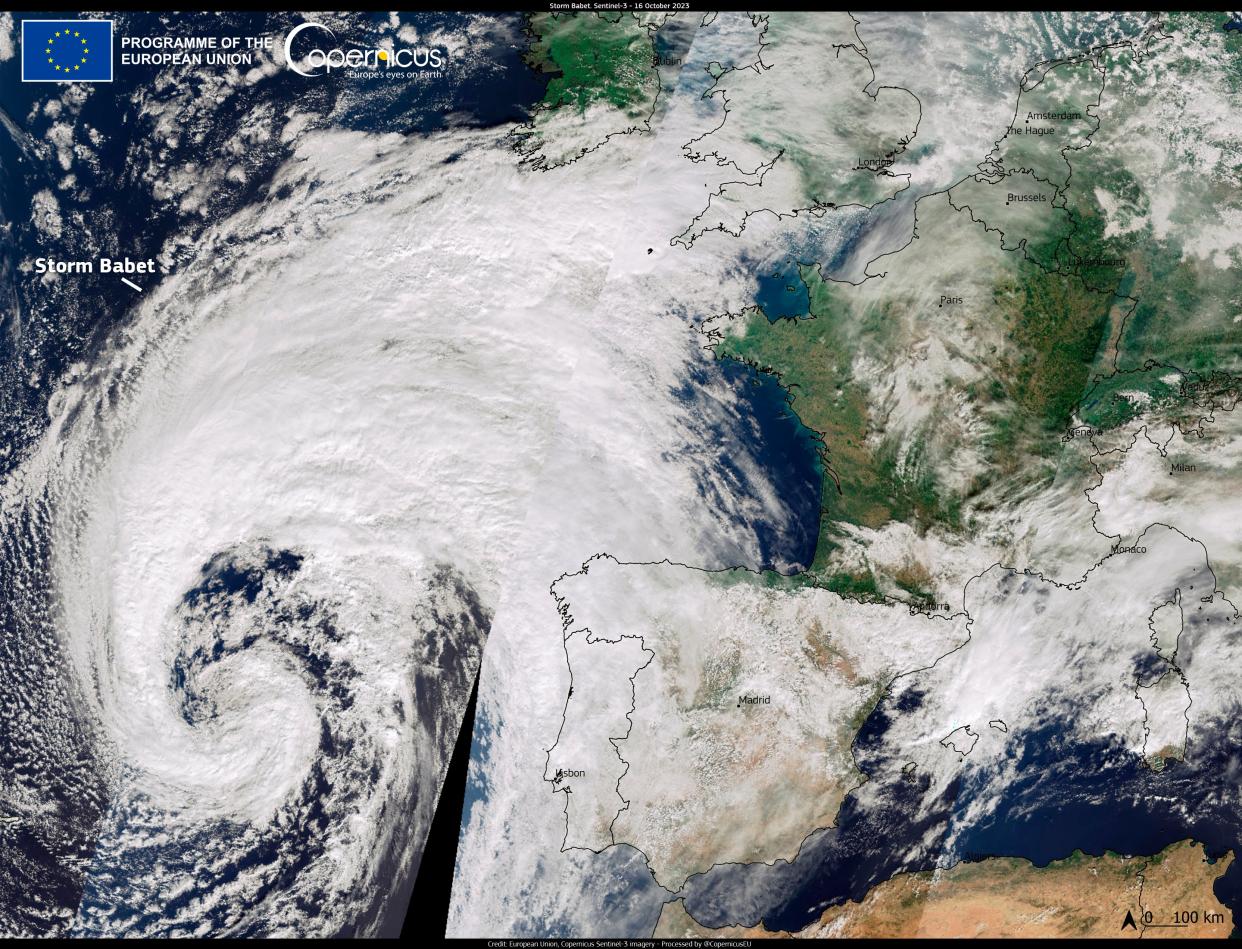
[121, 277, 144, 293]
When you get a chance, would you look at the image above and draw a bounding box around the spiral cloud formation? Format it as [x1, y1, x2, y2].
[0, 117, 800, 935]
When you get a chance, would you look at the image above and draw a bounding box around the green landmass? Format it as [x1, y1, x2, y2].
[525, 12, 658, 117]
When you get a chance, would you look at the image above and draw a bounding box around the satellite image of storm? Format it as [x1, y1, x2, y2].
[7, 4, 1242, 943]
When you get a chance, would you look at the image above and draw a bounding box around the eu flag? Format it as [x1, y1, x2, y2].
[21, 20, 113, 82]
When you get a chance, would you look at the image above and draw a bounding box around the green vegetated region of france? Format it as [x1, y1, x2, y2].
[710, 13, 1242, 609]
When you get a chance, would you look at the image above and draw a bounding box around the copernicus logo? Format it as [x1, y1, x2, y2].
[283, 21, 444, 77]
[21, 19, 113, 82]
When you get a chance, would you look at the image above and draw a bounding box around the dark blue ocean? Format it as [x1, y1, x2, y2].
[680, 708, 1242, 935]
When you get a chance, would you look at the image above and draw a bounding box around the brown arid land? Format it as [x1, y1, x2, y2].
[654, 839, 1231, 939]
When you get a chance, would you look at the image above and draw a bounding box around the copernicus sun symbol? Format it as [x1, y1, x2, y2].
[45, 30, 90, 73]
